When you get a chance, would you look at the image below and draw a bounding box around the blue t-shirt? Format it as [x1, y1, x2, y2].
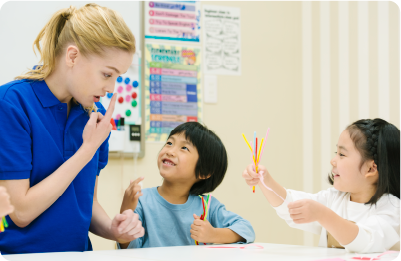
[0, 79, 109, 254]
[122, 187, 255, 248]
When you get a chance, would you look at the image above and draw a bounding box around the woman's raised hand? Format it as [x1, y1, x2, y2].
[82, 94, 116, 153]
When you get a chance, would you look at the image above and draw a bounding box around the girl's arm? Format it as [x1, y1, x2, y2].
[89, 177, 145, 244]
[242, 163, 287, 207]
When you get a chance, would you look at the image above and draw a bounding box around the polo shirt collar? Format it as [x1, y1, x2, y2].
[31, 80, 61, 108]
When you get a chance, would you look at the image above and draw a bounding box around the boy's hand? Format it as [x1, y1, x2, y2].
[242, 163, 268, 186]
[190, 214, 217, 243]
[120, 177, 144, 214]
[288, 199, 327, 224]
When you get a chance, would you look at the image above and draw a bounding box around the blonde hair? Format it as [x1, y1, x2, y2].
[16, 3, 136, 112]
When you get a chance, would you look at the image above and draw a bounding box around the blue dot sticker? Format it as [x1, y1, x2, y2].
[133, 81, 139, 87]
[117, 76, 123, 83]
[124, 77, 130, 84]
[107, 93, 113, 98]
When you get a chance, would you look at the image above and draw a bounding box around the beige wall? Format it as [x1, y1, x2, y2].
[91, 0, 401, 250]
[90, 1, 399, 250]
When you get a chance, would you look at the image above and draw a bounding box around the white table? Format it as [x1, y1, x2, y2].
[3, 243, 399, 261]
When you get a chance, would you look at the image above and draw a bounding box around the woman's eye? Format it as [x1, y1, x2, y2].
[104, 73, 112, 78]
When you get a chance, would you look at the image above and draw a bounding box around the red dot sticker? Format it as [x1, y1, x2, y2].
[118, 97, 124, 104]
[132, 92, 137, 99]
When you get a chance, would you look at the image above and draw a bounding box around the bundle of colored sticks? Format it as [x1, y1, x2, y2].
[194, 194, 212, 245]
[242, 129, 270, 193]
[0, 217, 8, 232]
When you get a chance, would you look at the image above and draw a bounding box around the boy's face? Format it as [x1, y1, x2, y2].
[157, 133, 199, 185]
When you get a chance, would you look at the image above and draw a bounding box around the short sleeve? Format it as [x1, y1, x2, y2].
[0, 100, 32, 179]
[209, 197, 255, 244]
[95, 103, 109, 176]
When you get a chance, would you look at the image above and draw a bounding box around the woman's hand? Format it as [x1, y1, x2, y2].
[120, 177, 144, 214]
[0, 186, 14, 217]
[242, 163, 269, 186]
[111, 209, 145, 244]
[288, 199, 327, 224]
[190, 214, 217, 243]
[82, 94, 116, 153]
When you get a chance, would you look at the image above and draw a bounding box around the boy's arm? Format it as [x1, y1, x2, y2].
[120, 177, 144, 214]
[119, 177, 144, 249]
[190, 198, 255, 244]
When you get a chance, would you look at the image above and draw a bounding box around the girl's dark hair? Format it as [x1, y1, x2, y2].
[328, 118, 400, 205]
[167, 122, 228, 195]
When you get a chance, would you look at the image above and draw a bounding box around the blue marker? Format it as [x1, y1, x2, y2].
[117, 76, 123, 83]
[124, 77, 130, 84]
[133, 81, 139, 87]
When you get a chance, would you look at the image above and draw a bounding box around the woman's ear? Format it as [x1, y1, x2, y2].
[65, 45, 79, 67]
[365, 160, 378, 178]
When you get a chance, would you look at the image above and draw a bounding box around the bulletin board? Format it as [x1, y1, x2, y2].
[144, 43, 202, 142]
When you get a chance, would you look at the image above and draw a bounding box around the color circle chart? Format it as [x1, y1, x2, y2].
[100, 55, 141, 126]
[145, 44, 202, 142]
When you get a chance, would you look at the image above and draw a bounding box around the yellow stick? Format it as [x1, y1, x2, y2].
[242, 133, 253, 153]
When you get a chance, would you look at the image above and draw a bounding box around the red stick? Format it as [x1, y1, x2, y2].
[201, 196, 205, 220]
[255, 137, 258, 164]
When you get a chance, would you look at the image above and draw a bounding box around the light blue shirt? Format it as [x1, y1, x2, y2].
[123, 187, 255, 248]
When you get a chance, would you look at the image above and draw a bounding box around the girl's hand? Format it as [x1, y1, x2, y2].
[288, 199, 327, 224]
[0, 186, 14, 217]
[82, 94, 116, 153]
[242, 163, 268, 186]
[111, 209, 145, 244]
[190, 214, 217, 243]
[120, 177, 144, 214]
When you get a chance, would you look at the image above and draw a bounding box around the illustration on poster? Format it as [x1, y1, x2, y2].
[203, 6, 241, 75]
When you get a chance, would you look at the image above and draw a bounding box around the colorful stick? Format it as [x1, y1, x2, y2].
[257, 138, 264, 163]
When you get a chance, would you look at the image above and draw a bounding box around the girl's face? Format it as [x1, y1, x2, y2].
[157, 133, 199, 185]
[67, 46, 133, 107]
[330, 130, 373, 194]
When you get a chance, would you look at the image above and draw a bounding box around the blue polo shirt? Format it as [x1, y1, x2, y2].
[0, 79, 110, 254]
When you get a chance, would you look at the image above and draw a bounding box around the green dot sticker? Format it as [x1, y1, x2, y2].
[125, 109, 131, 117]
[131, 100, 137, 107]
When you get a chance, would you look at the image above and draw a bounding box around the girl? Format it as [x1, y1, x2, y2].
[120, 122, 255, 248]
[242, 118, 399, 253]
[0, 4, 143, 254]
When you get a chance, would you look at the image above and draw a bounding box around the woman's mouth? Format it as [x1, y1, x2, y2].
[93, 96, 100, 102]
[333, 172, 340, 178]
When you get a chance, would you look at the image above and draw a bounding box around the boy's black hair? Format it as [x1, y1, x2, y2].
[328, 118, 400, 205]
[167, 122, 228, 195]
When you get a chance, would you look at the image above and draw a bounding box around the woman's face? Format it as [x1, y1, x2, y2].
[67, 46, 133, 107]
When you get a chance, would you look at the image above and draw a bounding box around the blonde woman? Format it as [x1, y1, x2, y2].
[0, 4, 144, 254]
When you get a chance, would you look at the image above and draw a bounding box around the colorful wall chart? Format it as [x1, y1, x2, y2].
[202, 5, 241, 75]
[145, 44, 202, 142]
[145, 1, 200, 42]
[100, 54, 141, 125]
